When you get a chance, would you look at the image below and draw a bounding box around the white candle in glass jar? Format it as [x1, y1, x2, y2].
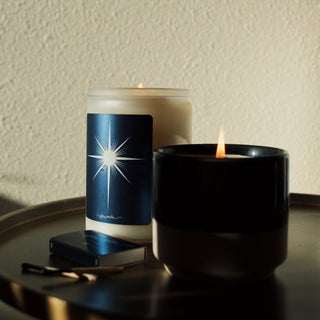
[86, 88, 192, 242]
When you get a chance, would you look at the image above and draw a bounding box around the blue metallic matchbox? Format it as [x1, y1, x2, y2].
[49, 230, 146, 267]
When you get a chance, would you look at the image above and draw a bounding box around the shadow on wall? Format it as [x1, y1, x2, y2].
[0, 195, 26, 216]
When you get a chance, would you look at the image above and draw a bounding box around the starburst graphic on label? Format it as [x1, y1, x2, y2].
[88, 121, 143, 218]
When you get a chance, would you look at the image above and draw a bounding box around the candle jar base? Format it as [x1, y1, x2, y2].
[86, 217, 152, 243]
[153, 220, 288, 283]
[163, 265, 275, 284]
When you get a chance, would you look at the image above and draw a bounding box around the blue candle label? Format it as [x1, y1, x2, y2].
[86, 114, 153, 225]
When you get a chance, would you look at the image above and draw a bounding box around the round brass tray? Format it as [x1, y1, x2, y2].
[0, 195, 319, 319]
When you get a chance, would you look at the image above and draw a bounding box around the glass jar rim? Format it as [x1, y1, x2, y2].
[87, 88, 190, 98]
[154, 144, 289, 160]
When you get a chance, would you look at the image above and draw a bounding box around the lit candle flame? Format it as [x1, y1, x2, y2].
[216, 126, 226, 158]
[138, 83, 144, 88]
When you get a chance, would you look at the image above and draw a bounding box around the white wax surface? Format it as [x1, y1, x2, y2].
[223, 154, 250, 158]
[86, 89, 192, 242]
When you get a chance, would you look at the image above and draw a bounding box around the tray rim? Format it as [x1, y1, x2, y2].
[0, 196, 85, 234]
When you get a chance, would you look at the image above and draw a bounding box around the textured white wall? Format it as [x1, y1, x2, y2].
[1, 0, 320, 208]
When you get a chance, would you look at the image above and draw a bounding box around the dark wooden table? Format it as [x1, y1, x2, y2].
[0, 195, 319, 320]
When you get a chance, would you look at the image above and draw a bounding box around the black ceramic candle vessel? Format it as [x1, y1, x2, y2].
[153, 144, 289, 283]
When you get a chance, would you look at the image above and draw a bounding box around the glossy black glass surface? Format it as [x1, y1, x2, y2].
[154, 144, 289, 232]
